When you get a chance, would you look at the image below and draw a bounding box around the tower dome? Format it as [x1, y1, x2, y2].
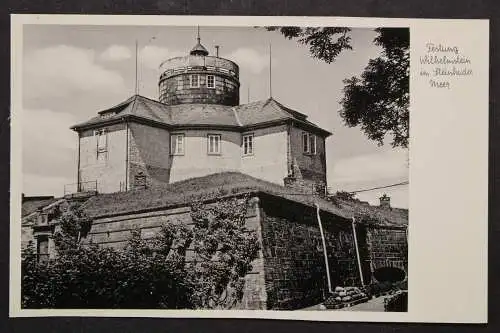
[158, 30, 240, 106]
[189, 37, 209, 56]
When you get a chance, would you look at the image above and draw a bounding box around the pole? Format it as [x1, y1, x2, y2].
[352, 217, 365, 287]
[315, 203, 332, 294]
[135, 39, 138, 95]
[125, 119, 129, 191]
[269, 43, 272, 98]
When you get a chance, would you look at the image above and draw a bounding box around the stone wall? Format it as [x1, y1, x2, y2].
[259, 196, 360, 310]
[127, 122, 172, 189]
[288, 125, 327, 186]
[83, 196, 267, 310]
[159, 72, 239, 106]
[22, 191, 408, 310]
[366, 226, 408, 279]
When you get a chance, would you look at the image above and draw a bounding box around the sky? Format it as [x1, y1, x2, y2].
[21, 25, 408, 208]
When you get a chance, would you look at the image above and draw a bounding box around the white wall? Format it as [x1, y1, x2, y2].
[169, 129, 242, 182]
[79, 125, 127, 193]
[240, 125, 288, 185]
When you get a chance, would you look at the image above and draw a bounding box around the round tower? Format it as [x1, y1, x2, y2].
[158, 33, 240, 106]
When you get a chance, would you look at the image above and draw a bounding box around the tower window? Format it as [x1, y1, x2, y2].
[171, 134, 185, 155]
[243, 134, 254, 156]
[207, 134, 221, 154]
[190, 74, 200, 88]
[207, 75, 215, 89]
[302, 132, 317, 155]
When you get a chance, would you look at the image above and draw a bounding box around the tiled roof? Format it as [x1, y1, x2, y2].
[71, 95, 331, 136]
[189, 42, 209, 56]
[22, 196, 57, 217]
[82, 171, 407, 228]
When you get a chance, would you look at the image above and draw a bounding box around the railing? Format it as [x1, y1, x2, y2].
[64, 180, 98, 196]
[159, 55, 239, 75]
[160, 65, 238, 80]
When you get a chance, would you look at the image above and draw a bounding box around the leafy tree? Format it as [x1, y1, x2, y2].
[268, 27, 409, 148]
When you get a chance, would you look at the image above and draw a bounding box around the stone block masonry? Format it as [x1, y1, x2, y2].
[259, 195, 360, 310]
[365, 226, 408, 278]
[26, 189, 407, 310]
[82, 196, 268, 310]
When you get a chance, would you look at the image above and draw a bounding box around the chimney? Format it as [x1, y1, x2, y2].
[379, 193, 391, 209]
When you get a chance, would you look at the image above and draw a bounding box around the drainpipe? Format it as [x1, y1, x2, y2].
[315, 203, 332, 294]
[352, 217, 365, 287]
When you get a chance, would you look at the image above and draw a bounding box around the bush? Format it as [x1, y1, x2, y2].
[22, 197, 259, 309]
[22, 231, 193, 309]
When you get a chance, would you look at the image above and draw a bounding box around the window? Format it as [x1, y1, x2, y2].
[190, 74, 200, 88]
[243, 134, 254, 156]
[302, 132, 317, 154]
[94, 129, 108, 161]
[100, 112, 115, 119]
[207, 75, 215, 88]
[207, 134, 221, 154]
[171, 134, 185, 155]
[37, 235, 49, 263]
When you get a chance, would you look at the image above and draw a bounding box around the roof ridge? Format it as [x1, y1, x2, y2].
[236, 99, 267, 109]
[231, 106, 243, 126]
[134, 97, 163, 121]
[136, 94, 170, 107]
[266, 98, 294, 120]
[97, 95, 137, 114]
[129, 95, 139, 118]
[269, 98, 308, 120]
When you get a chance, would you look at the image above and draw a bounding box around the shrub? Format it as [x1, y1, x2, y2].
[21, 196, 259, 309]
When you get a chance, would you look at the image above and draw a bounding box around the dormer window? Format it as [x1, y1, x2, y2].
[302, 132, 316, 155]
[190, 74, 200, 88]
[99, 111, 115, 119]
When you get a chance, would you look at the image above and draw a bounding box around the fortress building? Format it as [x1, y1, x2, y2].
[22, 31, 409, 311]
[70, 33, 331, 194]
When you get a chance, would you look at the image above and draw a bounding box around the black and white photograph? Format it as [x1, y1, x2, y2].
[18, 22, 409, 312]
[10, 15, 488, 323]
